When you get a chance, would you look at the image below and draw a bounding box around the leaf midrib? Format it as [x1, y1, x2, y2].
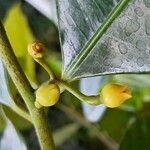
[63, 0, 129, 79]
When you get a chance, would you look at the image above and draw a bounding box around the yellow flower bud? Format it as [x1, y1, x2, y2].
[35, 82, 60, 108]
[101, 84, 132, 108]
[28, 41, 45, 59]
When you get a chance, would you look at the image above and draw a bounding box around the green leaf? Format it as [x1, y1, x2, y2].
[0, 3, 37, 106]
[0, 116, 27, 150]
[4, 3, 36, 85]
[0, 106, 6, 132]
[21, 1, 59, 51]
[119, 115, 150, 150]
[120, 90, 144, 112]
[53, 123, 79, 146]
[0, 0, 16, 20]
[114, 75, 150, 88]
[100, 109, 132, 142]
[113, 75, 150, 111]
[3, 105, 32, 130]
[57, 0, 150, 80]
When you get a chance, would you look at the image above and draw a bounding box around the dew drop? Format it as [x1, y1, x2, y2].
[127, 54, 133, 60]
[134, 7, 144, 17]
[118, 43, 128, 54]
[103, 57, 111, 66]
[126, 54, 133, 62]
[137, 57, 144, 67]
[126, 6, 132, 17]
[145, 15, 150, 36]
[144, 0, 150, 8]
[111, 59, 123, 68]
[125, 19, 140, 36]
[136, 40, 146, 51]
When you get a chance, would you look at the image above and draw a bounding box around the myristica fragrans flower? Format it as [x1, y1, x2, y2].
[101, 84, 132, 108]
[35, 82, 60, 108]
[28, 41, 45, 59]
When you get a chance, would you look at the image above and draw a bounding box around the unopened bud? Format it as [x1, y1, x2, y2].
[28, 41, 45, 59]
[35, 82, 60, 108]
[101, 83, 132, 108]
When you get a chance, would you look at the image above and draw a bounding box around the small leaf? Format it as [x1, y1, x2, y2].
[114, 75, 150, 111]
[3, 105, 32, 130]
[21, 1, 59, 51]
[0, 0, 16, 20]
[0, 113, 27, 150]
[4, 3, 36, 85]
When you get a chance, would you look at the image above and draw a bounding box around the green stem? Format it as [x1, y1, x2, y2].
[65, 0, 129, 78]
[0, 22, 55, 150]
[35, 58, 55, 81]
[12, 104, 32, 123]
[60, 81, 101, 105]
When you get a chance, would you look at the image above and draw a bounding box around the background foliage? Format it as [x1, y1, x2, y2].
[0, 0, 150, 150]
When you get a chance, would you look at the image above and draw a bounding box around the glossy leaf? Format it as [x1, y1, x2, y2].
[57, 0, 150, 80]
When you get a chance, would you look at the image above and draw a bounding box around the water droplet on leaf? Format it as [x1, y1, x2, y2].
[136, 40, 146, 51]
[137, 57, 144, 67]
[134, 7, 144, 17]
[144, 0, 150, 8]
[118, 43, 128, 54]
[125, 19, 140, 36]
[145, 15, 150, 36]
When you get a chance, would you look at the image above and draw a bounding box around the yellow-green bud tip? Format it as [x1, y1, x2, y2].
[35, 82, 60, 107]
[101, 83, 132, 108]
[34, 101, 43, 109]
[28, 41, 45, 59]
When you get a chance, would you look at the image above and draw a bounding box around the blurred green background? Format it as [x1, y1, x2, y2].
[0, 0, 150, 150]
